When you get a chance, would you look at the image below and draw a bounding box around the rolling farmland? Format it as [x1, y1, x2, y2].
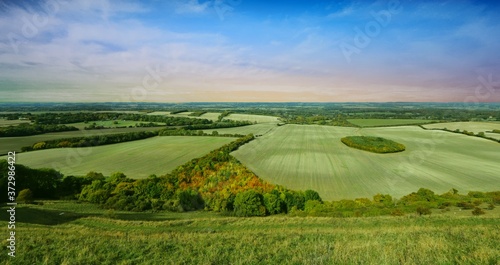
[1, 136, 236, 178]
[66, 120, 165, 130]
[225, 113, 280, 123]
[0, 118, 30, 127]
[423, 121, 500, 140]
[348, 119, 435, 127]
[147, 112, 281, 124]
[232, 125, 500, 201]
[0, 127, 165, 155]
[203, 123, 279, 136]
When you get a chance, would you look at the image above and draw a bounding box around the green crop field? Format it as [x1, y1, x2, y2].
[1, 201, 499, 264]
[0, 127, 165, 155]
[0, 136, 236, 178]
[348, 119, 435, 127]
[232, 125, 500, 201]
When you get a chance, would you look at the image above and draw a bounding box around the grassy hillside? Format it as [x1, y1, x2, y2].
[0, 136, 236, 178]
[232, 125, 500, 201]
[1, 201, 499, 264]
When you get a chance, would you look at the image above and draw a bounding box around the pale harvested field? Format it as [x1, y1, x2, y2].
[232, 125, 500, 201]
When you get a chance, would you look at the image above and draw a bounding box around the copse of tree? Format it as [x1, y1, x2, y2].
[341, 136, 406, 153]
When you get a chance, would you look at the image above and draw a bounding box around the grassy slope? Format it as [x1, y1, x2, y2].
[0, 136, 236, 178]
[1, 201, 499, 264]
[348, 119, 435, 127]
[0, 127, 165, 155]
[232, 125, 500, 201]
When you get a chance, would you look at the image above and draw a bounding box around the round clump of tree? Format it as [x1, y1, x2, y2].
[341, 136, 406, 153]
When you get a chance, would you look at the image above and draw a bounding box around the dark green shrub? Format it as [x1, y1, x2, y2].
[17, 189, 34, 204]
[176, 189, 204, 211]
[457, 201, 474, 209]
[234, 190, 266, 217]
[263, 193, 285, 215]
[391, 209, 405, 216]
[304, 190, 322, 202]
[416, 207, 431, 216]
[472, 207, 485, 216]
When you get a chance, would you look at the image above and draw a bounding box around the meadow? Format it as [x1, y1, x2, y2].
[1, 201, 499, 264]
[348, 119, 436, 127]
[0, 126, 165, 155]
[232, 124, 500, 201]
[0, 136, 236, 178]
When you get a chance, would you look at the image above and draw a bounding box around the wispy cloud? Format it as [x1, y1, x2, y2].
[1, 0, 499, 102]
[173, 0, 211, 14]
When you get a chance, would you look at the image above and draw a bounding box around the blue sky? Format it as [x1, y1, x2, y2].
[0, 0, 499, 102]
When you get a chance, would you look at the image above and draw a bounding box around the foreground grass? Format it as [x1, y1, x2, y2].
[2, 202, 499, 264]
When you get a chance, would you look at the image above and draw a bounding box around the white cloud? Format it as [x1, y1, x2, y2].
[173, 0, 211, 14]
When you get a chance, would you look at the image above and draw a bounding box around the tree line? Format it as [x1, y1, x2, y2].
[21, 128, 245, 152]
[0, 123, 78, 137]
